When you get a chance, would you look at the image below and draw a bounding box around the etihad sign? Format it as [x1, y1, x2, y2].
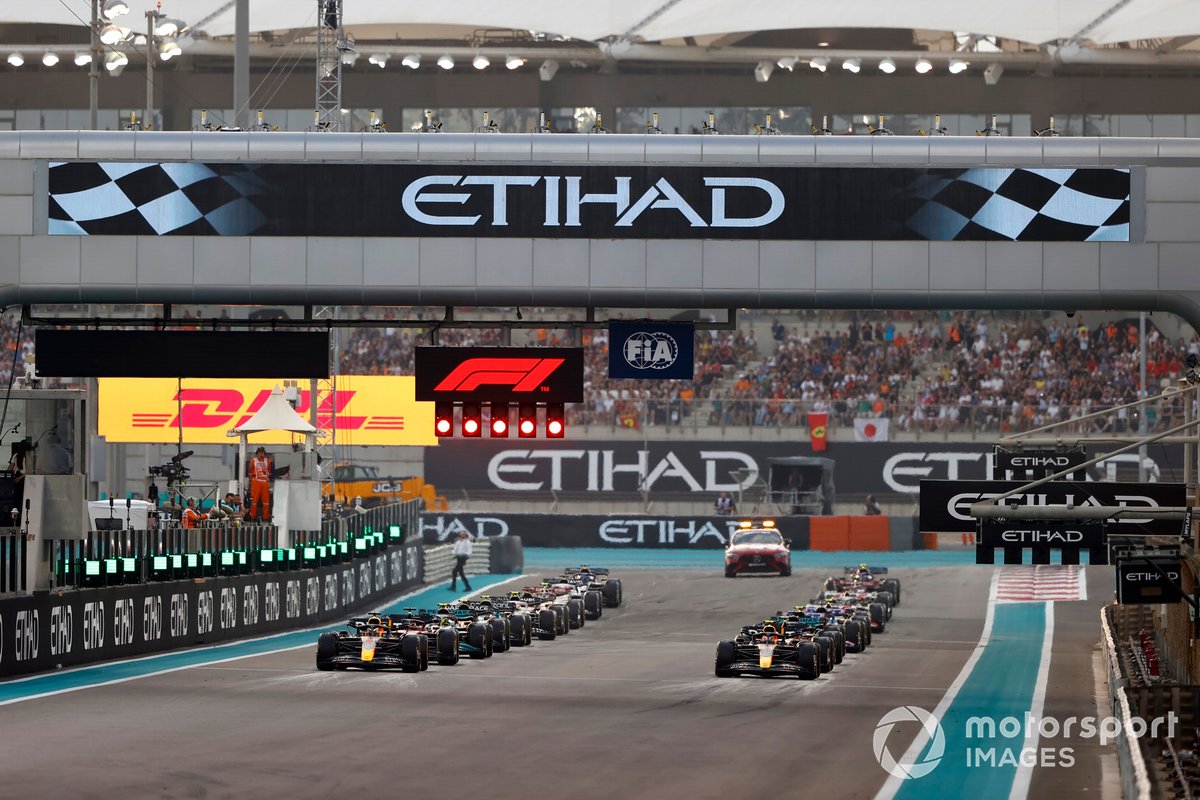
[99, 377, 436, 446]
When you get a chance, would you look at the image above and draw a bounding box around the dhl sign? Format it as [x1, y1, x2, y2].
[99, 377, 437, 446]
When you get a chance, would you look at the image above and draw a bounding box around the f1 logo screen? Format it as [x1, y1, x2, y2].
[415, 347, 584, 403]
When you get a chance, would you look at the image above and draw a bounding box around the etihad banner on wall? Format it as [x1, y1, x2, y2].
[49, 162, 1130, 241]
[99, 376, 437, 445]
[423, 440, 1183, 496]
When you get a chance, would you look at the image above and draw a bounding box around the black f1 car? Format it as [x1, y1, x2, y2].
[316, 614, 430, 672]
[714, 623, 820, 679]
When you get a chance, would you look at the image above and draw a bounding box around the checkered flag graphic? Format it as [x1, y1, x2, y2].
[48, 162, 270, 235]
[903, 167, 1129, 241]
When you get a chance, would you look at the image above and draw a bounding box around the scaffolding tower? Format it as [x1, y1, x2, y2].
[315, 0, 344, 131]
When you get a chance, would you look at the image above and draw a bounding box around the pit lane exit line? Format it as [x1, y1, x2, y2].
[0, 574, 526, 706]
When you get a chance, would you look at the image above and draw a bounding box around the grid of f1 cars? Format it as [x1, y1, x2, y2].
[315, 566, 622, 671]
[715, 562, 901, 679]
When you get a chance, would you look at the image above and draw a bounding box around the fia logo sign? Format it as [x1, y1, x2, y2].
[623, 331, 679, 371]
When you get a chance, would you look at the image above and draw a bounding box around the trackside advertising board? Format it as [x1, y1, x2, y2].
[98, 376, 436, 445]
[49, 163, 1129, 242]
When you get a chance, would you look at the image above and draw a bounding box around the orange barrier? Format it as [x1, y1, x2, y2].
[848, 515, 890, 550]
[809, 516, 851, 550]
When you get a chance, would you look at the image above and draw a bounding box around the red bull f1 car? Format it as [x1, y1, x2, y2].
[316, 614, 430, 672]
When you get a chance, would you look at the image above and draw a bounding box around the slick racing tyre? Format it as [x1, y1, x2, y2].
[824, 578, 836, 591]
[715, 640, 737, 677]
[822, 628, 845, 663]
[813, 635, 834, 674]
[510, 613, 529, 647]
[883, 578, 901, 605]
[602, 579, 623, 607]
[583, 590, 603, 620]
[467, 622, 492, 658]
[418, 634, 429, 671]
[316, 632, 338, 671]
[869, 603, 887, 633]
[853, 614, 873, 647]
[436, 627, 460, 665]
[566, 599, 584, 629]
[876, 591, 894, 620]
[552, 605, 569, 636]
[795, 643, 820, 680]
[400, 635, 422, 673]
[538, 609, 557, 641]
[489, 618, 511, 652]
[842, 620, 865, 653]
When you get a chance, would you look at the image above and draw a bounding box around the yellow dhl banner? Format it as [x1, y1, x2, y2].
[99, 376, 436, 446]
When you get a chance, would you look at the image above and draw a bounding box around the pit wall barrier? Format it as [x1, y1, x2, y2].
[419, 513, 923, 550]
[0, 540, 424, 679]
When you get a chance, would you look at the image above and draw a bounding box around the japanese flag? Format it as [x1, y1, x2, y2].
[854, 418, 889, 442]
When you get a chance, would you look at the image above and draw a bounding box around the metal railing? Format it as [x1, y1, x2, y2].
[1102, 604, 1155, 800]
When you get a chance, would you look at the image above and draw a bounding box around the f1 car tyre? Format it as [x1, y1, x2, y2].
[400, 635, 422, 673]
[795, 643, 820, 680]
[853, 614, 873, 647]
[876, 591, 894, 619]
[437, 627, 460, 665]
[316, 632, 338, 671]
[583, 590, 603, 620]
[822, 627, 846, 663]
[467, 622, 492, 658]
[509, 613, 529, 646]
[869, 603, 887, 633]
[490, 618, 511, 652]
[538, 609, 557, 641]
[418, 634, 429, 671]
[824, 578, 836, 591]
[715, 639, 737, 677]
[813, 635, 834, 674]
[566, 599, 584, 630]
[883, 578, 901, 605]
[602, 579, 623, 607]
[842, 619, 865, 653]
[552, 605, 569, 636]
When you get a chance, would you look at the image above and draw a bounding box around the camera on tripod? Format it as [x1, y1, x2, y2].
[148, 462, 189, 481]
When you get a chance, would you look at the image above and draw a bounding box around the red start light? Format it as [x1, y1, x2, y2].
[434, 401, 454, 438]
[546, 403, 565, 438]
[463, 418, 480, 435]
[547, 419, 564, 436]
[519, 419, 536, 436]
[491, 417, 508, 436]
[436, 418, 452, 435]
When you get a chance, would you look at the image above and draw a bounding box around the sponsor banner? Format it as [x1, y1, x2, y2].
[0, 541, 424, 678]
[98, 376, 436, 445]
[978, 519, 1105, 548]
[992, 447, 1087, 480]
[1117, 557, 1184, 604]
[49, 163, 1129, 242]
[853, 418, 889, 442]
[608, 322, 694, 380]
[423, 440, 1185, 497]
[920, 479, 1185, 535]
[418, 512, 811, 549]
[414, 347, 584, 403]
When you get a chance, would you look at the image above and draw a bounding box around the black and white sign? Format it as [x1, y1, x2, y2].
[1117, 557, 1184, 604]
[49, 163, 1130, 242]
[0, 542, 424, 678]
[425, 440, 1182, 497]
[920, 479, 1185, 535]
[978, 519, 1105, 548]
[608, 322, 694, 380]
[992, 448, 1087, 480]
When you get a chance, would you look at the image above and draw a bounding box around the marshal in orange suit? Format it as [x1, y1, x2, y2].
[248, 446, 273, 522]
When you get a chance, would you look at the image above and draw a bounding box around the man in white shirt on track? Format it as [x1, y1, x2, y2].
[450, 531, 473, 592]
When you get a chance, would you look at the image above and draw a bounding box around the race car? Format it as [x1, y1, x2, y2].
[393, 607, 494, 660]
[458, 598, 533, 647]
[561, 566, 622, 611]
[714, 622, 819, 679]
[824, 564, 902, 606]
[316, 614, 429, 672]
[724, 520, 791, 578]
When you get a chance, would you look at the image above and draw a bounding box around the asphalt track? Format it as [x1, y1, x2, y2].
[0, 563, 1115, 800]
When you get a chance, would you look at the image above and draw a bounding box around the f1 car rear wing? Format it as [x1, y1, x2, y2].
[842, 566, 888, 574]
[564, 566, 610, 575]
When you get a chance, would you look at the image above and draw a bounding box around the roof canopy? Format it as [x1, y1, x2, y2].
[6, 1, 1200, 46]
[235, 385, 316, 434]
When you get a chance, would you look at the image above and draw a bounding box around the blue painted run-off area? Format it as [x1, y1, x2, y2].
[893, 603, 1047, 800]
[0, 573, 525, 704]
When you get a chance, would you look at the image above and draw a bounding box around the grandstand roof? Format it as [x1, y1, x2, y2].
[10, 0, 1200, 46]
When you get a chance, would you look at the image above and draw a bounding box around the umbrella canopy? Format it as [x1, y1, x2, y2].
[234, 385, 315, 434]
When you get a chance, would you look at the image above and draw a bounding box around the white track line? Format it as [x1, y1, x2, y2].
[0, 576, 526, 707]
[873, 568, 1000, 800]
[1008, 602, 1055, 800]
